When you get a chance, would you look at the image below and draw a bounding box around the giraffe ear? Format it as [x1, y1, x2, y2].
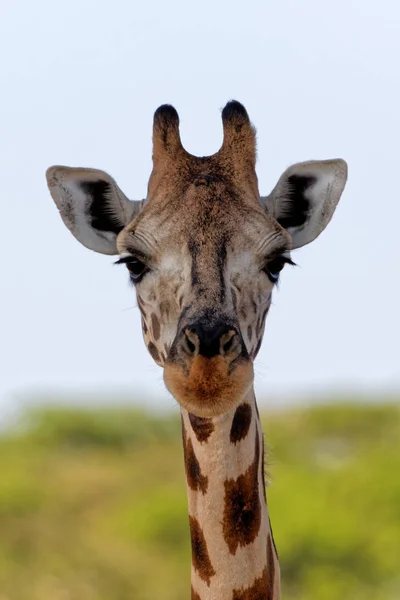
[261, 159, 348, 249]
[46, 166, 143, 255]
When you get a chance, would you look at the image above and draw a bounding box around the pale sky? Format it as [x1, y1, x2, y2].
[1, 0, 399, 415]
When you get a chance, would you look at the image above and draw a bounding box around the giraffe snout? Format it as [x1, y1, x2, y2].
[164, 319, 253, 417]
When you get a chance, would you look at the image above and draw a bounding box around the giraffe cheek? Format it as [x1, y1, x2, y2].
[151, 313, 161, 341]
[147, 341, 163, 365]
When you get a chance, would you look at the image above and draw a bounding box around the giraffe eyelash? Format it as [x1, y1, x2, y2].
[274, 256, 296, 266]
[264, 256, 297, 285]
[114, 255, 149, 284]
[114, 254, 149, 266]
[263, 256, 297, 271]
[114, 256, 133, 265]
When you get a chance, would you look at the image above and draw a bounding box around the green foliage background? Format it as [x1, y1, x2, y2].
[0, 401, 399, 599]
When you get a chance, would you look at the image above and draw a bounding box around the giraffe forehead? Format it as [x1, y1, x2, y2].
[128, 172, 281, 241]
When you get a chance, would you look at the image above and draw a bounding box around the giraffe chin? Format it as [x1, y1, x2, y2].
[164, 355, 254, 418]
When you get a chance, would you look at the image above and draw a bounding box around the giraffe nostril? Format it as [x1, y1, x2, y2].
[220, 330, 237, 355]
[223, 338, 233, 353]
[182, 329, 199, 356]
[186, 338, 196, 354]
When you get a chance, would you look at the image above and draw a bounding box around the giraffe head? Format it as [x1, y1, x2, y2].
[47, 101, 347, 418]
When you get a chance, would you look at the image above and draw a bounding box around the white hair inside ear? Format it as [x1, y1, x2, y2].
[46, 166, 143, 255]
[262, 159, 348, 249]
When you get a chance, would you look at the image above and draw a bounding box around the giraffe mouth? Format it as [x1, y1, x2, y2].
[163, 354, 254, 417]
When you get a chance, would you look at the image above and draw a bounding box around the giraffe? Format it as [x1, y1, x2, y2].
[46, 101, 347, 600]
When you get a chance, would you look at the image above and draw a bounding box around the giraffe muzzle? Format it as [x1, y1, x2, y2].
[164, 321, 253, 417]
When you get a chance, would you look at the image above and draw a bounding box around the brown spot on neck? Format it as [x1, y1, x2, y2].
[223, 428, 261, 554]
[191, 586, 202, 600]
[182, 422, 208, 494]
[232, 566, 269, 600]
[232, 535, 276, 599]
[230, 403, 252, 444]
[189, 516, 216, 586]
[189, 412, 215, 443]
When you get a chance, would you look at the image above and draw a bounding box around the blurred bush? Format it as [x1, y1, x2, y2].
[0, 401, 399, 599]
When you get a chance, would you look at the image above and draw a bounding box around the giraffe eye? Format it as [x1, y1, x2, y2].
[126, 258, 148, 282]
[115, 255, 149, 283]
[264, 256, 295, 284]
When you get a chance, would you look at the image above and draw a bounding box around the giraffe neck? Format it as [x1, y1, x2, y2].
[181, 389, 280, 600]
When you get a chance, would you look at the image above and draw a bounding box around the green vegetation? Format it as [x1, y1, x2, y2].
[0, 401, 399, 599]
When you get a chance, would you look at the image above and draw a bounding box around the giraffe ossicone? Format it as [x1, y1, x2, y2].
[46, 100, 347, 599]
